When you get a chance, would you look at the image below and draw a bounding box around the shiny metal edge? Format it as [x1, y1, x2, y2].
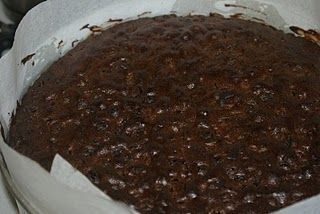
[0, 151, 39, 214]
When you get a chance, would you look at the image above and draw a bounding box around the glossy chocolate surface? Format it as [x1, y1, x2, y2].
[9, 15, 320, 213]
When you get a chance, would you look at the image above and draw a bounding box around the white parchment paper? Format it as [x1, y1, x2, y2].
[0, 0, 319, 213]
[0, 171, 17, 214]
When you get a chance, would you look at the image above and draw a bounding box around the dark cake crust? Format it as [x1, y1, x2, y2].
[9, 15, 320, 213]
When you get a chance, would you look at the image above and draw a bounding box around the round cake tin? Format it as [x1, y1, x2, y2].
[0, 0, 319, 213]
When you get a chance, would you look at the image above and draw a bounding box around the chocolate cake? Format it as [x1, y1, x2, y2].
[8, 14, 320, 213]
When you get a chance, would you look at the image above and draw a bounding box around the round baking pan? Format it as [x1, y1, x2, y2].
[0, 0, 319, 213]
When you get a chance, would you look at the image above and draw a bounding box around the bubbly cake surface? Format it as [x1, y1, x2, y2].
[9, 15, 320, 213]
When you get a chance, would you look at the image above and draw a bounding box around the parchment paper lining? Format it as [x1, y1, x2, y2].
[0, 0, 319, 213]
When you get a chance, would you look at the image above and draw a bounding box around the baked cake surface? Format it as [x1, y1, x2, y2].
[9, 15, 320, 213]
